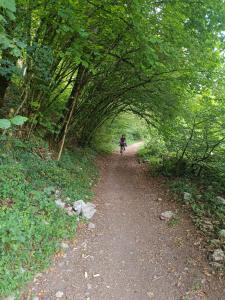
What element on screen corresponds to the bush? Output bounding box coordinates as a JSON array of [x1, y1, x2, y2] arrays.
[[0, 138, 98, 297]]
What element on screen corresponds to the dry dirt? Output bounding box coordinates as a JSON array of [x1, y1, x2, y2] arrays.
[[22, 143, 225, 300]]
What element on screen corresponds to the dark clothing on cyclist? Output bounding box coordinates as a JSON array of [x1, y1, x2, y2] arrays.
[[120, 137, 126, 146]]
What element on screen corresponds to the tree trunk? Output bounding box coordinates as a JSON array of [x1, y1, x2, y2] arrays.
[[0, 75, 10, 108], [56, 64, 86, 141]]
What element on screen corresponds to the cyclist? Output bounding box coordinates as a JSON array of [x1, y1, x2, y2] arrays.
[[119, 135, 127, 154]]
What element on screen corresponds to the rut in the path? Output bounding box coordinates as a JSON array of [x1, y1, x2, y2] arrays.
[[23, 143, 224, 300]]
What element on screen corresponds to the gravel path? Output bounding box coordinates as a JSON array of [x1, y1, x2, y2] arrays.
[[23, 143, 224, 300]]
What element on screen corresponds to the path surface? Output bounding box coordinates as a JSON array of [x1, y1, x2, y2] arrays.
[[23, 143, 224, 300]]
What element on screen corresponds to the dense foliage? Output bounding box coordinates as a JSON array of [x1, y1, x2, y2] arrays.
[[1, 0, 225, 296], [1, 0, 225, 157]]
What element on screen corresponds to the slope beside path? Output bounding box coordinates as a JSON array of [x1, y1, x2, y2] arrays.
[[22, 143, 224, 300]]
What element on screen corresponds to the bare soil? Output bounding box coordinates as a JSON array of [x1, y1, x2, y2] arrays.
[[22, 143, 225, 300]]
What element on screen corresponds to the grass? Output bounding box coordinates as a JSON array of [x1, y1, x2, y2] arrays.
[[0, 138, 98, 298]]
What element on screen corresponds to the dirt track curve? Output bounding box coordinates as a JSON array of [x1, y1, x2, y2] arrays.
[[23, 143, 225, 300]]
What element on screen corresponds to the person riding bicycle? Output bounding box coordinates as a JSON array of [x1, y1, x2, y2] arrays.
[[119, 135, 127, 153]]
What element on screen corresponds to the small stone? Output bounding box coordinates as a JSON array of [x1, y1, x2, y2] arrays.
[[55, 189, 61, 198], [212, 249, 225, 262], [196, 194, 202, 200], [147, 291, 154, 298], [20, 267, 26, 273], [87, 283, 92, 290], [216, 196, 225, 205], [219, 230, 225, 238], [160, 211, 175, 221], [88, 223, 96, 230], [32, 297, 40, 300], [183, 192, 191, 202], [55, 199, 65, 209], [210, 262, 223, 269], [61, 242, 69, 250], [157, 197, 162, 201], [82, 203, 96, 219], [55, 291, 64, 298]]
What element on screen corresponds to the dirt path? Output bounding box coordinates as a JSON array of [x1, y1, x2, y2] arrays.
[[23, 143, 224, 300]]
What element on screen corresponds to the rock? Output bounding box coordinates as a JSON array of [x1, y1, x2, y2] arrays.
[[183, 192, 192, 202], [32, 297, 40, 300], [55, 189, 61, 198], [87, 283, 92, 290], [19, 267, 26, 273], [55, 199, 65, 209], [196, 194, 202, 200], [216, 196, 225, 205], [55, 291, 64, 298], [82, 203, 96, 219], [61, 242, 69, 249], [157, 197, 162, 201], [88, 223, 96, 230], [210, 262, 224, 269], [212, 249, 225, 262], [73, 200, 86, 215], [219, 229, 225, 238], [160, 211, 175, 221], [73, 200, 96, 219]]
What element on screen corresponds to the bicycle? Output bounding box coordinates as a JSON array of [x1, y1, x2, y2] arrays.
[[119, 143, 126, 155]]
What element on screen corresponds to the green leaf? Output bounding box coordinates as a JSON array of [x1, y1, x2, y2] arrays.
[[0, 0, 16, 12], [0, 119, 11, 129], [10, 115, 28, 126]]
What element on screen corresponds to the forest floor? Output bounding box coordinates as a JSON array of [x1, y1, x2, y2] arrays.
[[22, 143, 225, 300]]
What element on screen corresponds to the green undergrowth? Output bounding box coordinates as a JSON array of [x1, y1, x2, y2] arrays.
[[138, 144, 225, 247], [170, 178, 225, 234], [0, 138, 98, 298]]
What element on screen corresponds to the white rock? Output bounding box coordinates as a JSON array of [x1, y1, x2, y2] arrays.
[[20, 267, 26, 273], [61, 242, 69, 249], [32, 297, 40, 300], [212, 249, 225, 262], [73, 200, 86, 215], [88, 223, 96, 230], [55, 291, 64, 298], [82, 203, 96, 219], [210, 262, 223, 269], [55, 189, 61, 198], [216, 196, 225, 205], [219, 230, 225, 238], [55, 199, 65, 209], [160, 211, 175, 221], [183, 192, 192, 202], [73, 200, 96, 219], [87, 283, 92, 290]]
